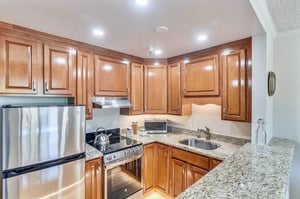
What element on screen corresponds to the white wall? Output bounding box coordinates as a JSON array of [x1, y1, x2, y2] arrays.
[[251, 34, 267, 142], [87, 104, 251, 139], [273, 29, 300, 199]]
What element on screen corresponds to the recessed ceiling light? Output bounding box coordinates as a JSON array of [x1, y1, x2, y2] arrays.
[[155, 26, 169, 33], [136, 0, 148, 6], [154, 49, 162, 55], [197, 34, 207, 41], [121, 60, 129, 64], [183, 59, 190, 64], [93, 29, 104, 36], [154, 62, 160, 66]]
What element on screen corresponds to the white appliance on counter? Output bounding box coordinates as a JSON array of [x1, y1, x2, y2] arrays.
[[1, 104, 86, 199]]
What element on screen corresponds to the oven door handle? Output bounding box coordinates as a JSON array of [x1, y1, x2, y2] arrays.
[[104, 153, 143, 170]]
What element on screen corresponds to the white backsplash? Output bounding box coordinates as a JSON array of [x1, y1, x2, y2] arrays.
[[87, 104, 251, 139]]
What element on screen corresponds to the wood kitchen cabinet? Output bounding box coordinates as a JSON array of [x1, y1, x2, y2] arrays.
[[86, 158, 103, 199], [94, 55, 129, 96], [144, 64, 167, 114], [76, 50, 94, 119], [210, 158, 222, 170], [44, 42, 76, 96], [143, 144, 155, 193], [221, 48, 249, 122], [182, 54, 219, 96], [130, 62, 144, 114], [169, 147, 209, 197], [155, 143, 169, 194], [0, 34, 42, 94], [167, 62, 191, 115]]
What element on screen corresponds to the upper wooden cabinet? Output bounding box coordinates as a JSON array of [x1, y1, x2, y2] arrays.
[[221, 48, 248, 122], [44, 43, 76, 96], [168, 62, 191, 115], [130, 63, 144, 114], [0, 35, 42, 94], [182, 54, 219, 96], [76, 50, 93, 119], [144, 64, 167, 114], [94, 55, 129, 96]]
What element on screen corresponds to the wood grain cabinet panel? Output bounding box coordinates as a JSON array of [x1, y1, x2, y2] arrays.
[[94, 55, 129, 96], [0, 35, 42, 94], [155, 143, 169, 194], [221, 49, 247, 121], [170, 158, 186, 197], [182, 54, 219, 96], [143, 144, 155, 193], [77, 50, 93, 119], [85, 158, 102, 199], [187, 165, 208, 187], [130, 63, 144, 114], [144, 64, 167, 114], [168, 62, 191, 115], [44, 43, 76, 95]]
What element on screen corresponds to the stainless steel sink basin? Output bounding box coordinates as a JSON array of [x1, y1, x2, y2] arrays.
[[179, 138, 220, 150]]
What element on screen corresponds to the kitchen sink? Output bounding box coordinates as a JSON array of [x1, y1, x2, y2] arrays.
[[179, 138, 220, 150]]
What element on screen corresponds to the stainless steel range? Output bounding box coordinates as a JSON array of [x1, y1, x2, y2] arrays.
[[86, 129, 143, 199]]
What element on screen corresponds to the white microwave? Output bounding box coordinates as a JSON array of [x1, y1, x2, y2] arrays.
[[144, 119, 168, 134]]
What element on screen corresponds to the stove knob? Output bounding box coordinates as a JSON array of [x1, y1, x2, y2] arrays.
[[107, 156, 112, 161]]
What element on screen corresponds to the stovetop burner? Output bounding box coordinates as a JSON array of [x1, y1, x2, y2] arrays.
[[86, 128, 142, 154]]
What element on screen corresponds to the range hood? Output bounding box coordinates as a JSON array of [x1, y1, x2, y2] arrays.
[[92, 97, 131, 109]]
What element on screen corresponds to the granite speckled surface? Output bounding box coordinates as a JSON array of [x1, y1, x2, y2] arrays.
[[176, 137, 296, 199], [129, 133, 241, 160], [85, 132, 242, 161], [85, 143, 102, 161]]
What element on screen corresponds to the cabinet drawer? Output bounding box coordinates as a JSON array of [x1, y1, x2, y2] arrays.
[[171, 147, 209, 170]]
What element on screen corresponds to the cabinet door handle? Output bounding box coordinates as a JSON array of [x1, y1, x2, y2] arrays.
[[223, 108, 227, 116], [45, 82, 49, 92], [32, 81, 36, 92], [182, 167, 185, 174]]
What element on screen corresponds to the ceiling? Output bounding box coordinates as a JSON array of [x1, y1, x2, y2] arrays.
[[266, 0, 300, 32], [0, 0, 264, 58]]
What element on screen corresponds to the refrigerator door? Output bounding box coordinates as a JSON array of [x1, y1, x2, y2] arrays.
[[2, 105, 85, 170], [2, 158, 85, 199]]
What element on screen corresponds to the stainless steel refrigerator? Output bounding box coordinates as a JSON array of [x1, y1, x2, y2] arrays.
[[1, 104, 86, 199]]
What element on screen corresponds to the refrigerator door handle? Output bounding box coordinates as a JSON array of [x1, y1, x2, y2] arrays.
[[3, 153, 85, 179]]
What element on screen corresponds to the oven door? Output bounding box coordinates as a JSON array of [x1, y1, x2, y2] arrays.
[[104, 158, 142, 199]]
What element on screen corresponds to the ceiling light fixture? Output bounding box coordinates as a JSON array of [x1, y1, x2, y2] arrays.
[[136, 0, 148, 6], [93, 29, 104, 36], [197, 34, 207, 41], [154, 62, 160, 66], [154, 49, 162, 55], [155, 26, 169, 34]]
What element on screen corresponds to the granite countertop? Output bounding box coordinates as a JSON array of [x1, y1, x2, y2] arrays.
[[84, 132, 243, 161], [176, 137, 296, 199]]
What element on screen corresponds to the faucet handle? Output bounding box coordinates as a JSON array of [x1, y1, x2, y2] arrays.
[[205, 126, 210, 132]]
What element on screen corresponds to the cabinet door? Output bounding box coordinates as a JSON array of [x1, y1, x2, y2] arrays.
[[44, 43, 76, 95], [187, 164, 207, 187], [94, 56, 129, 96], [143, 144, 155, 193], [155, 144, 169, 194], [222, 49, 246, 121], [77, 50, 93, 119], [168, 62, 181, 115], [130, 63, 143, 114], [170, 158, 186, 197], [0, 35, 42, 94], [211, 159, 222, 170], [144, 64, 167, 114], [86, 158, 102, 199], [182, 54, 219, 96]]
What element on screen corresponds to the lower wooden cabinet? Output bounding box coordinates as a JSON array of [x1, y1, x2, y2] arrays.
[[210, 158, 222, 170], [186, 164, 208, 187], [85, 158, 103, 199], [143, 144, 156, 193], [170, 158, 187, 197]]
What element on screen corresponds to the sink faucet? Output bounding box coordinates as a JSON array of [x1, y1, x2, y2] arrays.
[[197, 127, 210, 140]]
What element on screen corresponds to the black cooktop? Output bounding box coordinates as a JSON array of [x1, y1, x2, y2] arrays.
[[86, 128, 142, 154]]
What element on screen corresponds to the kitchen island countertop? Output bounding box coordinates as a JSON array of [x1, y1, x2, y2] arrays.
[[176, 137, 295, 199]]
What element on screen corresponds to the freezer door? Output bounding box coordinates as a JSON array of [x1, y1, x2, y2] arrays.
[[2, 158, 85, 199], [2, 105, 85, 170]]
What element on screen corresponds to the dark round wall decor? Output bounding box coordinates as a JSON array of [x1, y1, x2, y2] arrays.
[[268, 71, 276, 96]]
